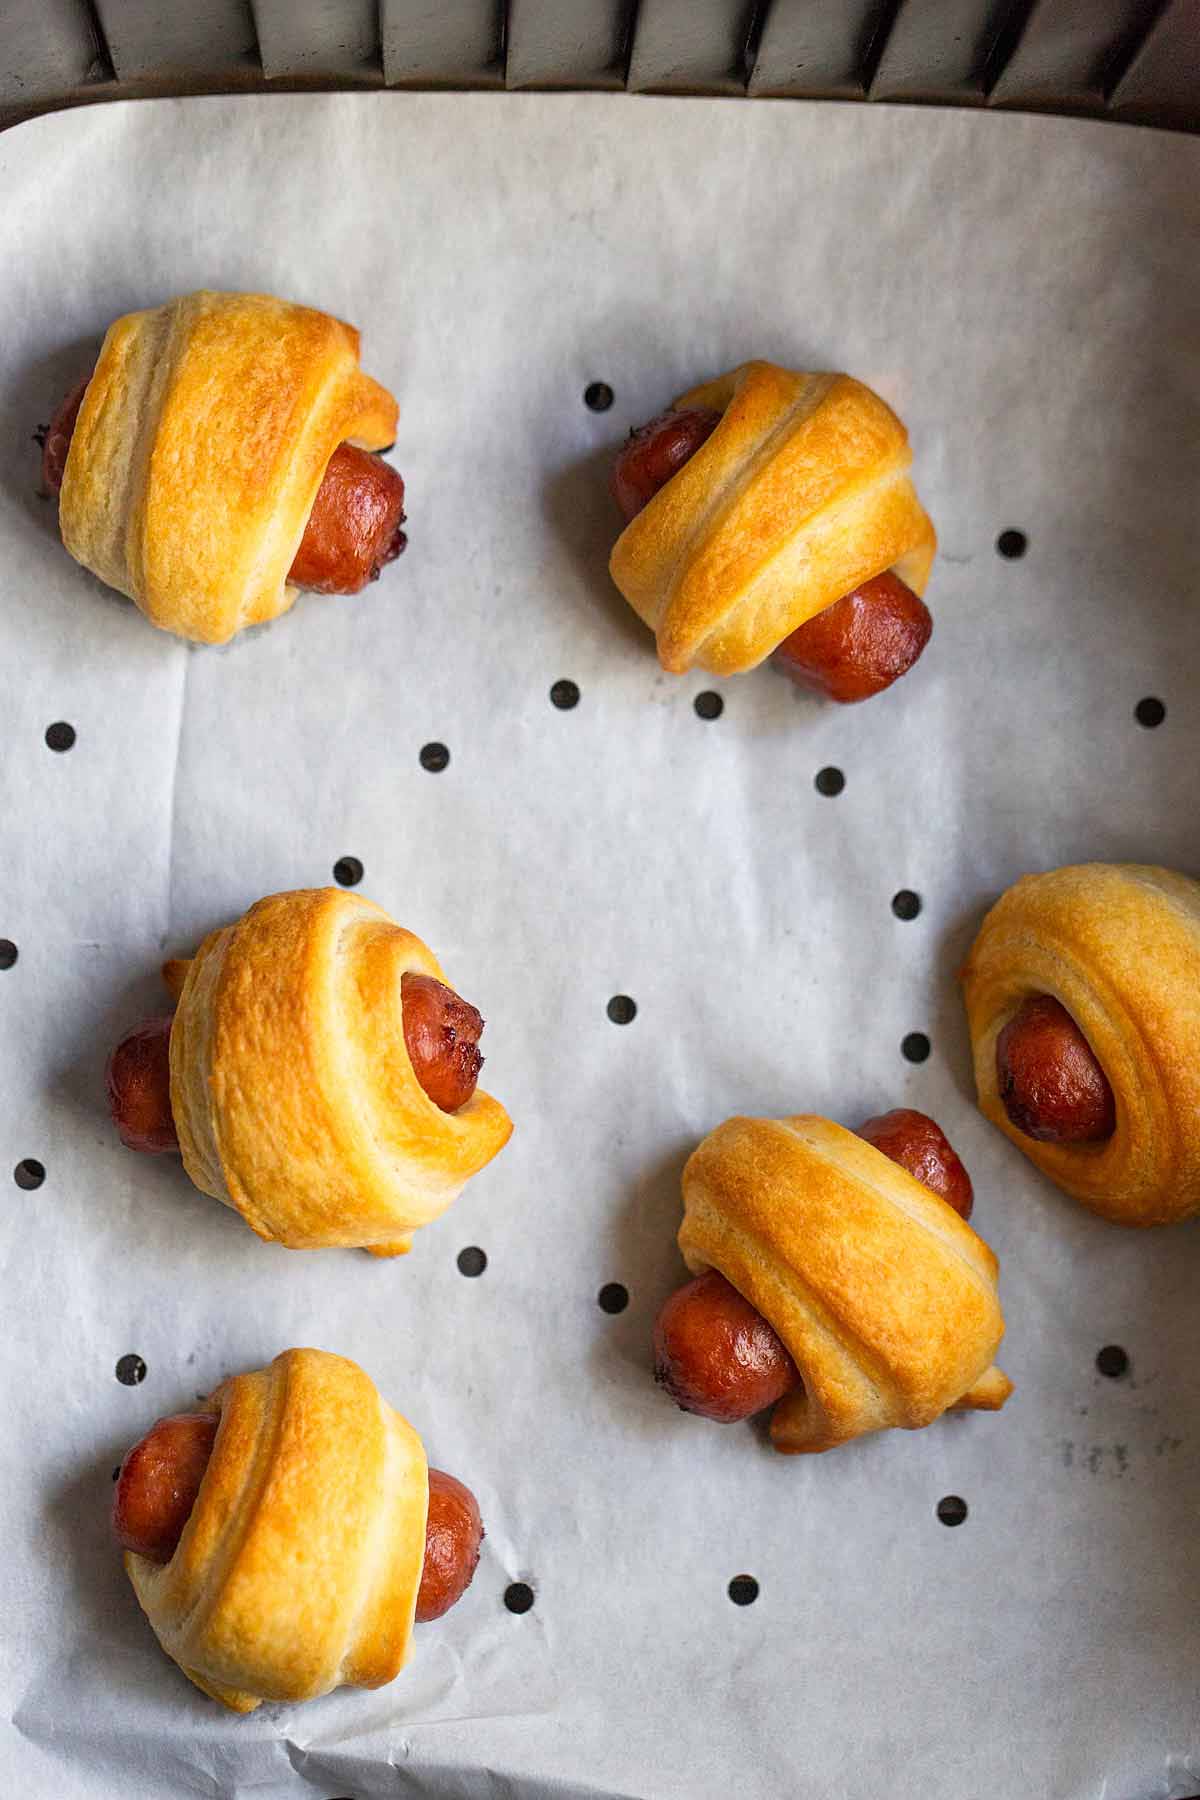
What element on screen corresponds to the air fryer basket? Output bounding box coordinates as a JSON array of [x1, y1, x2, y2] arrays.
[[1, 2, 1196, 135]]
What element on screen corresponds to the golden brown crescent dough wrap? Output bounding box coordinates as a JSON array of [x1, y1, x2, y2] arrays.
[[169, 888, 513, 1254], [125, 1349, 428, 1712], [678, 1114, 1011, 1454], [609, 360, 936, 676], [59, 291, 397, 644]]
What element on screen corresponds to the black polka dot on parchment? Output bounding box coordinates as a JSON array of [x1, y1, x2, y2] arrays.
[[333, 856, 363, 887], [1134, 697, 1165, 729], [584, 382, 614, 413], [694, 691, 724, 720], [892, 890, 921, 921], [550, 679, 580, 710], [457, 1246, 487, 1278], [45, 721, 76, 752], [115, 1354, 147, 1386], [814, 767, 844, 797], [937, 1496, 968, 1527], [14, 1158, 44, 1190], [597, 1283, 629, 1315], [728, 1575, 759, 1606], [607, 995, 637, 1025], [996, 530, 1027, 560], [420, 742, 450, 773], [902, 1032, 931, 1064], [504, 1581, 535, 1614], [1096, 1345, 1129, 1380], [0, 941, 17, 970]]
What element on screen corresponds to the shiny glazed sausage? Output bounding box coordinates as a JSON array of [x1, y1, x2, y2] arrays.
[[42, 374, 405, 596], [401, 972, 485, 1114], [856, 1108, 974, 1220], [40, 378, 89, 495], [652, 1268, 800, 1423], [414, 1469, 486, 1622], [113, 1416, 484, 1619], [112, 1412, 220, 1562], [286, 442, 407, 594], [773, 573, 933, 704], [652, 1108, 977, 1421], [610, 407, 722, 523], [995, 994, 1116, 1144], [106, 1016, 179, 1154]]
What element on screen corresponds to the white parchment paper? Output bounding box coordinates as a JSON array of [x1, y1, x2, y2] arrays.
[[1, 92, 1198, 1800]]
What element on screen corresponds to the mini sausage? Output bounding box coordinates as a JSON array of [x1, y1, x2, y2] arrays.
[[652, 1108, 977, 1421], [106, 1016, 179, 1154], [40, 377, 89, 496], [42, 374, 405, 596], [610, 407, 722, 524], [112, 1412, 220, 1562], [414, 1469, 486, 1622], [286, 442, 407, 595], [113, 1416, 484, 1620], [401, 972, 485, 1114], [856, 1108, 974, 1220], [772, 573, 933, 704], [995, 993, 1115, 1144], [611, 406, 931, 700], [652, 1267, 800, 1423]]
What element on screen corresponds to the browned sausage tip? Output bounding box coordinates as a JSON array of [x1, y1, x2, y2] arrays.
[[401, 972, 485, 1114], [653, 1268, 800, 1423], [414, 1468, 485, 1622], [610, 407, 722, 523], [106, 1016, 179, 1154], [41, 377, 90, 495], [773, 572, 932, 704], [995, 994, 1115, 1144], [286, 442, 407, 594], [856, 1107, 974, 1220], [112, 1411, 220, 1562]]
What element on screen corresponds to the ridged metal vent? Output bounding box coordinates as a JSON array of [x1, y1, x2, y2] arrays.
[[1, 1, 1195, 131]]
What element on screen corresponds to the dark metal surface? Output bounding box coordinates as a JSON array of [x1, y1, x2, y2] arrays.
[[380, 0, 504, 87], [748, 2, 897, 99], [989, 0, 1171, 114], [870, 0, 1036, 104], [255, 0, 381, 80], [0, 0, 102, 106], [1, 0, 1196, 130], [94, 0, 259, 81], [506, 0, 631, 89], [625, 0, 757, 93]]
